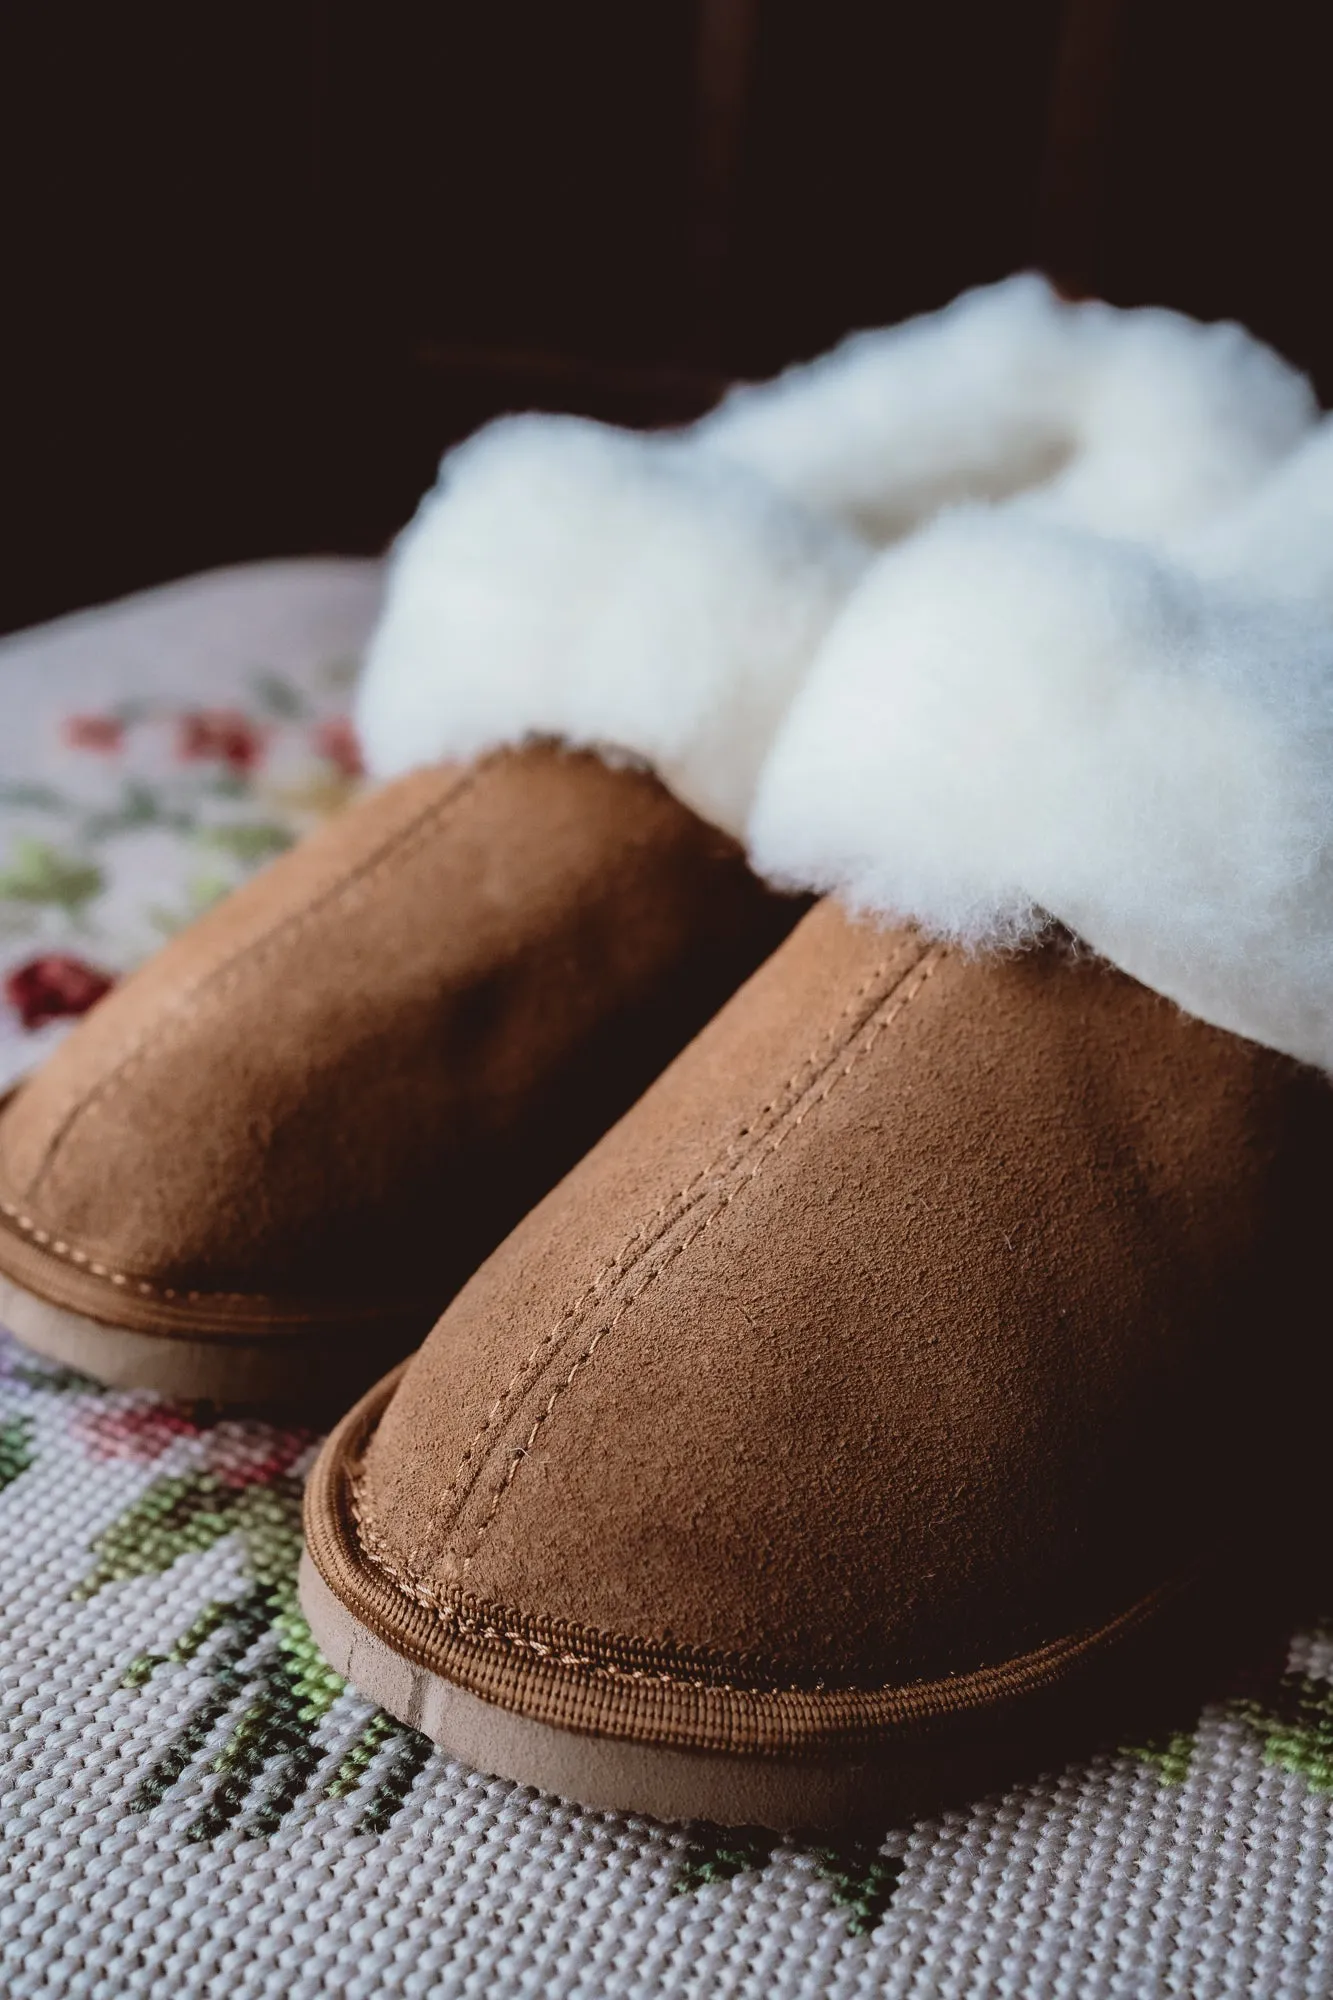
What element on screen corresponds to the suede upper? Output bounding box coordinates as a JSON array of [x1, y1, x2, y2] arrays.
[[0, 746, 796, 1346], [318, 903, 1333, 1749]]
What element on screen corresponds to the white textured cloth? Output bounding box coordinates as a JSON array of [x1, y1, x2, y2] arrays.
[[0, 563, 1331, 1998], [2, 1335, 1333, 2000]]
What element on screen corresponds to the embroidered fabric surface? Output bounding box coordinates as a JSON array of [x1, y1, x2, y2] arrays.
[[2, 564, 1333, 1999], [0, 561, 380, 1091]]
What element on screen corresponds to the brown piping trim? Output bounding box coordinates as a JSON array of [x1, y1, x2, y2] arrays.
[[306, 1367, 1201, 1757], [0, 1200, 437, 1343]]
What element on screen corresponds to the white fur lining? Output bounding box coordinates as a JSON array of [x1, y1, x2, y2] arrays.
[[357, 419, 867, 834], [698, 273, 1313, 544], [354, 275, 1333, 1065], [749, 425, 1333, 1070], [356, 275, 1314, 836]]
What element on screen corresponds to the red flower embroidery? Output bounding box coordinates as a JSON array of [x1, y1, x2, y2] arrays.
[[314, 715, 365, 779], [63, 714, 125, 753], [73, 1401, 313, 1488], [177, 710, 265, 772], [5, 954, 115, 1029], [208, 1426, 314, 1490], [73, 1404, 203, 1462]]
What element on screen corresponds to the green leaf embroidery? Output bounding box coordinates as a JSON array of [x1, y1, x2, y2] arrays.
[[7, 1358, 105, 1396], [195, 822, 295, 866], [805, 1835, 906, 1934], [1125, 1635, 1333, 1795], [0, 780, 66, 812], [1123, 1727, 1197, 1784], [1232, 1672, 1333, 1790], [0, 838, 104, 911], [83, 781, 194, 842], [0, 1415, 34, 1491], [324, 1709, 399, 1797], [73, 1470, 243, 1600], [206, 771, 250, 801], [147, 869, 234, 937], [108, 698, 154, 726], [93, 1466, 431, 1841], [673, 1823, 777, 1896], [671, 1823, 905, 1936], [248, 670, 307, 719], [354, 1730, 434, 1834]]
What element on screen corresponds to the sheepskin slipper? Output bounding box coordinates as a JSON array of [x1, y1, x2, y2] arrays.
[[0, 746, 795, 1402], [301, 295, 1333, 1824], [301, 902, 1333, 1827]]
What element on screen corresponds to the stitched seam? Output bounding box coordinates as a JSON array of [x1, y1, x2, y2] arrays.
[[354, 942, 943, 1590], [19, 763, 486, 1205], [459, 948, 944, 1567], [0, 1201, 438, 1309], [429, 931, 927, 1521], [0, 1202, 250, 1298], [344, 1445, 1177, 1705], [348, 1474, 758, 1691]]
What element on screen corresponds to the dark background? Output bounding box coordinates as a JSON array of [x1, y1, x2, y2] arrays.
[[4, 0, 1330, 637]]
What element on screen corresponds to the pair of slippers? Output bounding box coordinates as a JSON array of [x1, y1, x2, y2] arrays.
[[4, 276, 1333, 1830]]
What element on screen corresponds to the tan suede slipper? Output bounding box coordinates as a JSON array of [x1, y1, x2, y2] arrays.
[[0, 747, 795, 1402], [301, 905, 1332, 1827], [303, 376, 1333, 1825]]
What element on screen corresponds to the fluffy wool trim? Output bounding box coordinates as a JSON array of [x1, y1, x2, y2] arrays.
[[698, 271, 1315, 544], [357, 418, 867, 834], [355, 276, 1314, 836], [748, 419, 1333, 1072]]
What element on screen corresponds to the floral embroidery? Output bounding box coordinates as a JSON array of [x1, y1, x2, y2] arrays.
[[4, 952, 115, 1028], [86, 1463, 432, 1841], [672, 1824, 907, 1933], [71, 1398, 312, 1488], [176, 709, 267, 773], [1, 1355, 434, 1842], [314, 715, 365, 779], [0, 664, 365, 1070], [1126, 1633, 1333, 1794], [63, 714, 126, 753]]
